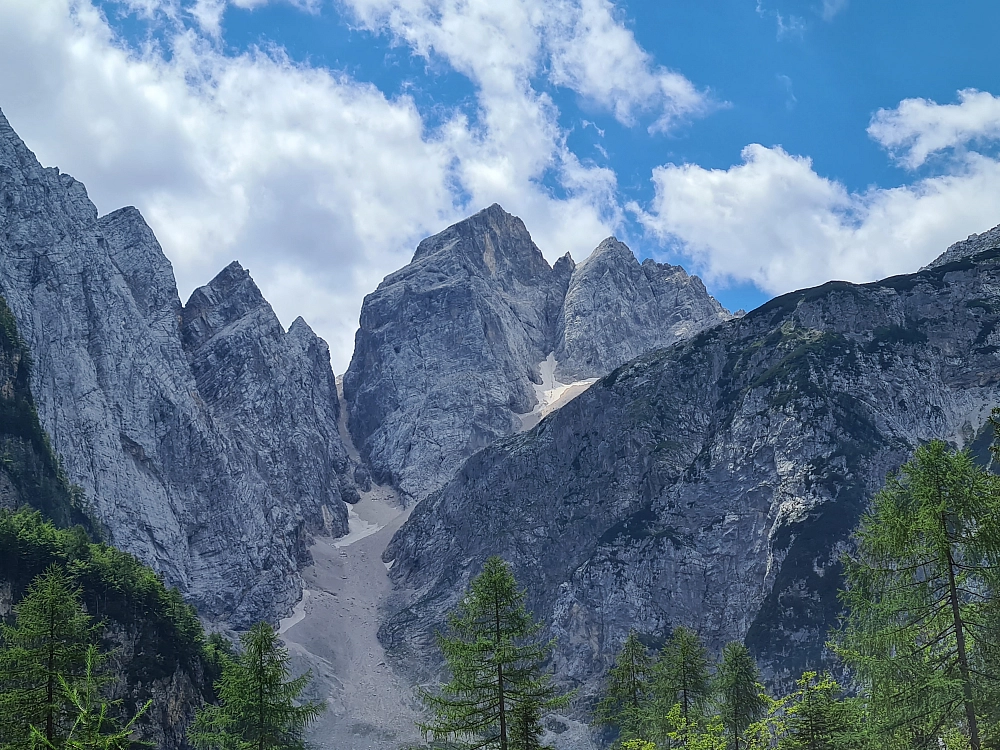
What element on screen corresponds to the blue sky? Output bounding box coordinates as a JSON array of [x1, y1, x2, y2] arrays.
[[2, 0, 1000, 367]]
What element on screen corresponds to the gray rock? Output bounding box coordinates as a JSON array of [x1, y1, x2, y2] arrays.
[[554, 237, 730, 380], [380, 242, 1000, 698], [344, 205, 729, 500], [925, 224, 1000, 269], [0, 108, 354, 625]]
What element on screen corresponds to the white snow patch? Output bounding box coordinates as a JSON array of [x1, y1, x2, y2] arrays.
[[518, 354, 598, 432], [333, 502, 384, 548], [278, 589, 311, 634]]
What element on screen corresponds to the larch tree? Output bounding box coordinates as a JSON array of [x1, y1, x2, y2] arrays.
[[188, 622, 322, 750], [715, 643, 767, 750], [595, 630, 654, 742], [836, 441, 1000, 750], [0, 564, 97, 750], [649, 626, 712, 745], [419, 555, 571, 750]]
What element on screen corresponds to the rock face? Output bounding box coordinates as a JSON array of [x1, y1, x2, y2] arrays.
[[0, 108, 355, 625], [344, 205, 729, 499], [380, 240, 1000, 696], [554, 237, 729, 380]]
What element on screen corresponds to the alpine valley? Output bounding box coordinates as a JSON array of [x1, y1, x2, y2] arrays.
[[2, 105, 1000, 748]]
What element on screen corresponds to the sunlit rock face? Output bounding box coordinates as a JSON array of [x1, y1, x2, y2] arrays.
[[0, 108, 356, 626], [344, 204, 729, 501], [381, 239, 1000, 694]]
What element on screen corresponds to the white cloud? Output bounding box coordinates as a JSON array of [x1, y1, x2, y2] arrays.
[[637, 134, 1000, 296], [775, 11, 806, 39], [869, 89, 1000, 169], [820, 0, 848, 21], [0, 0, 642, 370], [341, 0, 712, 132]]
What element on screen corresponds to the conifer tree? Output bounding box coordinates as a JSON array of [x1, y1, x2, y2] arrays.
[[649, 626, 712, 744], [509, 696, 550, 750], [0, 564, 97, 750], [776, 673, 862, 750], [419, 556, 571, 750], [595, 631, 654, 742], [715, 643, 767, 750], [836, 441, 1000, 750], [28, 645, 151, 750], [188, 622, 322, 750]]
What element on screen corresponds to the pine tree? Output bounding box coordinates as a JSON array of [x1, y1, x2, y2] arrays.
[[595, 631, 654, 742], [836, 441, 1000, 750], [0, 564, 97, 750], [649, 626, 712, 744], [187, 622, 322, 750], [419, 556, 571, 750], [716, 643, 767, 750]]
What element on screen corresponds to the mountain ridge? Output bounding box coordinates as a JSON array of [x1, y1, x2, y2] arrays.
[[379, 238, 1000, 699]]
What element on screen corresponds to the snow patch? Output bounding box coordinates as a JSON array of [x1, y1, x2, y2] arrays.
[[333, 501, 384, 548], [278, 589, 310, 634], [518, 354, 598, 432]]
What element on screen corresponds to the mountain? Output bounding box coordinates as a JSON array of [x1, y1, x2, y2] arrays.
[[379, 240, 1000, 695], [343, 204, 730, 500], [0, 108, 357, 626], [0, 291, 221, 750]]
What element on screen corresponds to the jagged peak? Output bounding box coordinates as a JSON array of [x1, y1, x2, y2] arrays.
[[181, 261, 273, 350], [408, 204, 552, 283], [924, 223, 1000, 270], [588, 236, 635, 261]]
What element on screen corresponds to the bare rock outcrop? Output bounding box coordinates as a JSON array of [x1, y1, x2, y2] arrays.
[[344, 205, 730, 500]]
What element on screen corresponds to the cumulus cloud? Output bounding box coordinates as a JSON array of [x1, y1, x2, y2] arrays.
[[0, 0, 661, 369], [637, 94, 1000, 295], [869, 89, 1000, 169], [341, 0, 713, 132]]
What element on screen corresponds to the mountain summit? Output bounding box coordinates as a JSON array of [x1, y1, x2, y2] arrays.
[[343, 205, 730, 499]]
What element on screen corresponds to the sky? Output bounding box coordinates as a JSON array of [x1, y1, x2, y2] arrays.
[[2, 0, 1000, 371]]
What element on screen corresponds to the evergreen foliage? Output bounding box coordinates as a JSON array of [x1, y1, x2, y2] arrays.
[[649, 627, 713, 744], [595, 631, 654, 742], [0, 565, 98, 749], [836, 441, 1000, 750], [28, 644, 151, 750], [0, 509, 206, 686], [716, 643, 767, 750], [188, 622, 321, 750], [774, 673, 863, 750], [419, 556, 571, 750]]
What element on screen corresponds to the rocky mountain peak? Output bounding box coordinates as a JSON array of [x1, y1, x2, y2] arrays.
[[181, 261, 271, 351], [0, 113, 357, 625], [408, 203, 553, 289], [925, 222, 1000, 269], [585, 236, 635, 264], [345, 207, 730, 499]]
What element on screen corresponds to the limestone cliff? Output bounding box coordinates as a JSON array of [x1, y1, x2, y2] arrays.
[[0, 108, 355, 626], [344, 205, 729, 500]]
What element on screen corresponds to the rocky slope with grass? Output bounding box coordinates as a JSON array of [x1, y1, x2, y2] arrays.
[[380, 237, 1000, 695]]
